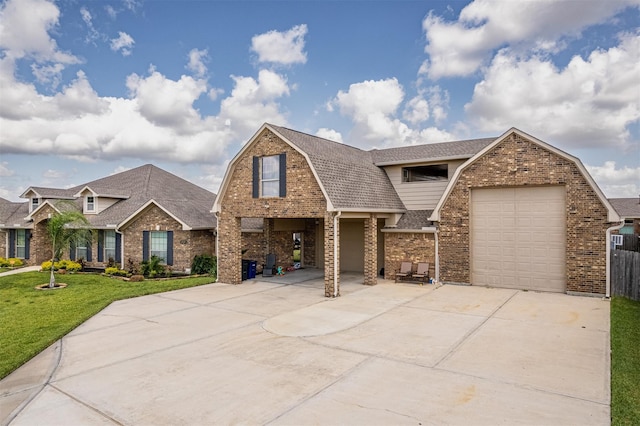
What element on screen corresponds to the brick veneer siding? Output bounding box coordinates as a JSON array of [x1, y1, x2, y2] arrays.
[[0, 231, 6, 261], [122, 205, 212, 273], [364, 215, 378, 285], [218, 128, 328, 286], [384, 232, 436, 280], [438, 133, 611, 294]]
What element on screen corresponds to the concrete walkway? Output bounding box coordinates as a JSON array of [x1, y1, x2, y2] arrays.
[[1, 275, 610, 425], [0, 266, 40, 277]]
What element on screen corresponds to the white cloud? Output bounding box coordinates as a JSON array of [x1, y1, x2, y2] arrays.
[[187, 48, 209, 78], [110, 31, 134, 56], [80, 7, 101, 45], [126, 67, 208, 130], [421, 0, 637, 79], [251, 24, 308, 65], [0, 162, 14, 177], [465, 32, 640, 149], [219, 69, 291, 137], [403, 95, 430, 124], [315, 128, 343, 143], [105, 5, 117, 19], [586, 161, 640, 198]]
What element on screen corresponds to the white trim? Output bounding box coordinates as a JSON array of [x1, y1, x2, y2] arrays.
[[118, 199, 192, 231], [25, 200, 62, 221], [429, 128, 621, 223], [381, 227, 437, 233], [374, 154, 475, 167]]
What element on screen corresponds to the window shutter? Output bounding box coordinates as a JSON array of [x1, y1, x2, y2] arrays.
[[115, 233, 122, 262], [24, 230, 31, 259], [279, 153, 286, 197], [86, 239, 92, 262], [252, 156, 260, 198], [70, 240, 76, 261], [97, 230, 104, 262], [166, 231, 174, 265], [8, 229, 15, 258], [142, 231, 149, 261]]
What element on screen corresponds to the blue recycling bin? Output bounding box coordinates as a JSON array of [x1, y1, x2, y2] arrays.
[[248, 261, 257, 279]]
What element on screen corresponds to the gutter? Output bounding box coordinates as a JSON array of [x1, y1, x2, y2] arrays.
[[334, 211, 342, 297], [435, 228, 440, 283], [605, 220, 625, 298]]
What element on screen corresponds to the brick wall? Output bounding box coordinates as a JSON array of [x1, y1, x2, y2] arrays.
[[122, 204, 213, 273], [218, 128, 328, 285], [438, 132, 611, 294], [384, 232, 436, 280]]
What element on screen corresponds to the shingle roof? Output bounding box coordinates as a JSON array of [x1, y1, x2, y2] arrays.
[[270, 125, 406, 211], [370, 138, 496, 165], [392, 210, 435, 230], [0, 198, 30, 227], [609, 198, 640, 218], [83, 165, 217, 229], [5, 165, 216, 230]]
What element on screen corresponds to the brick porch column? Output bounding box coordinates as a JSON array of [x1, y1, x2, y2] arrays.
[[364, 214, 377, 285], [324, 211, 340, 297], [218, 213, 242, 284]]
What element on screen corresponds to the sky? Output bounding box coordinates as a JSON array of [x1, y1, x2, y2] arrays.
[[0, 0, 639, 202]]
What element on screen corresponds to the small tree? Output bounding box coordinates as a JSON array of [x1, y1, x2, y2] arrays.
[[46, 202, 92, 288]]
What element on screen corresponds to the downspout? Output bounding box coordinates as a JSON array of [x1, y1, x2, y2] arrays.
[[214, 212, 220, 283], [605, 220, 625, 298], [334, 211, 342, 297], [434, 227, 439, 283]]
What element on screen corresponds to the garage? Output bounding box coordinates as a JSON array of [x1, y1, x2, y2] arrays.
[[470, 186, 566, 292]]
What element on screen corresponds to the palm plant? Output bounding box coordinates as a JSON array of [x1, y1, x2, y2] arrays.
[[46, 202, 92, 288]]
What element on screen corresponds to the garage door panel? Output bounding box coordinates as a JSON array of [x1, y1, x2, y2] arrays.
[[471, 186, 566, 292]]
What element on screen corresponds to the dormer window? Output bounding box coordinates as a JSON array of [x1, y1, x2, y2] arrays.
[[31, 197, 39, 212], [86, 196, 95, 212]]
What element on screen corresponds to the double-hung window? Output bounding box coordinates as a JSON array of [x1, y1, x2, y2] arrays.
[[31, 198, 39, 212], [86, 196, 95, 212], [261, 155, 280, 197], [252, 153, 286, 198], [16, 229, 26, 258], [104, 230, 116, 260], [76, 241, 89, 260], [150, 231, 168, 263]]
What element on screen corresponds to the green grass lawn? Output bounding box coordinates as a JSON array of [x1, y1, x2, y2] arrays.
[[611, 297, 640, 426], [0, 272, 214, 379]]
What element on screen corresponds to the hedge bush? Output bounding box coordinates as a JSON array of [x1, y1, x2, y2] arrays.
[[40, 260, 82, 272], [0, 258, 24, 267]]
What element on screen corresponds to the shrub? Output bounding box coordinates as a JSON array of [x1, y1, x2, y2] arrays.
[[40, 259, 82, 272], [105, 267, 128, 277], [129, 274, 145, 282], [1, 258, 24, 267], [140, 255, 165, 278], [192, 254, 216, 275]]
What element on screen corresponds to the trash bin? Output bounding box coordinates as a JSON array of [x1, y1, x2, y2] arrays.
[[248, 261, 257, 279], [241, 260, 249, 281]]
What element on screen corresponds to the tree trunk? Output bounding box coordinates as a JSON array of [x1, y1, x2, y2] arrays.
[[49, 236, 56, 288]]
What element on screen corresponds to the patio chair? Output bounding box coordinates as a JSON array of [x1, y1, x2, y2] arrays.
[[263, 253, 276, 277], [394, 261, 412, 283], [412, 262, 430, 285]]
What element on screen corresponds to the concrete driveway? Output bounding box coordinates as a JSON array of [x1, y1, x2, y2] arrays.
[[1, 273, 610, 425]]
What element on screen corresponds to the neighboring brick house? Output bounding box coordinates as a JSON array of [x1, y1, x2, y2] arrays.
[[609, 198, 640, 235], [213, 123, 621, 297], [0, 164, 216, 273]]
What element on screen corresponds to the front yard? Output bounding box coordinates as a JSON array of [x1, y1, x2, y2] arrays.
[[0, 271, 214, 379], [611, 297, 640, 426]]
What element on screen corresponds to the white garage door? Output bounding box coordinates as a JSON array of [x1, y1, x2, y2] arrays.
[[471, 186, 566, 292]]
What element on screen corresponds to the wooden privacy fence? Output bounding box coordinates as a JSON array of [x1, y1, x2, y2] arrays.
[[611, 249, 640, 301]]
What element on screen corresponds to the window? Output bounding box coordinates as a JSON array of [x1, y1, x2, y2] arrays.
[[252, 154, 286, 198], [86, 196, 95, 212], [31, 198, 39, 212], [104, 230, 116, 261], [76, 241, 89, 260], [261, 155, 280, 197], [16, 229, 26, 258], [150, 231, 168, 262], [402, 164, 448, 182]]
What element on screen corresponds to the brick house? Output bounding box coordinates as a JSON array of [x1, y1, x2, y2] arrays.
[[0, 164, 216, 273], [213, 123, 621, 297], [608, 198, 640, 236]]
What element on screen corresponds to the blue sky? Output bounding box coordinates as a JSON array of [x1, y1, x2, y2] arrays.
[[1, 0, 639, 202]]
